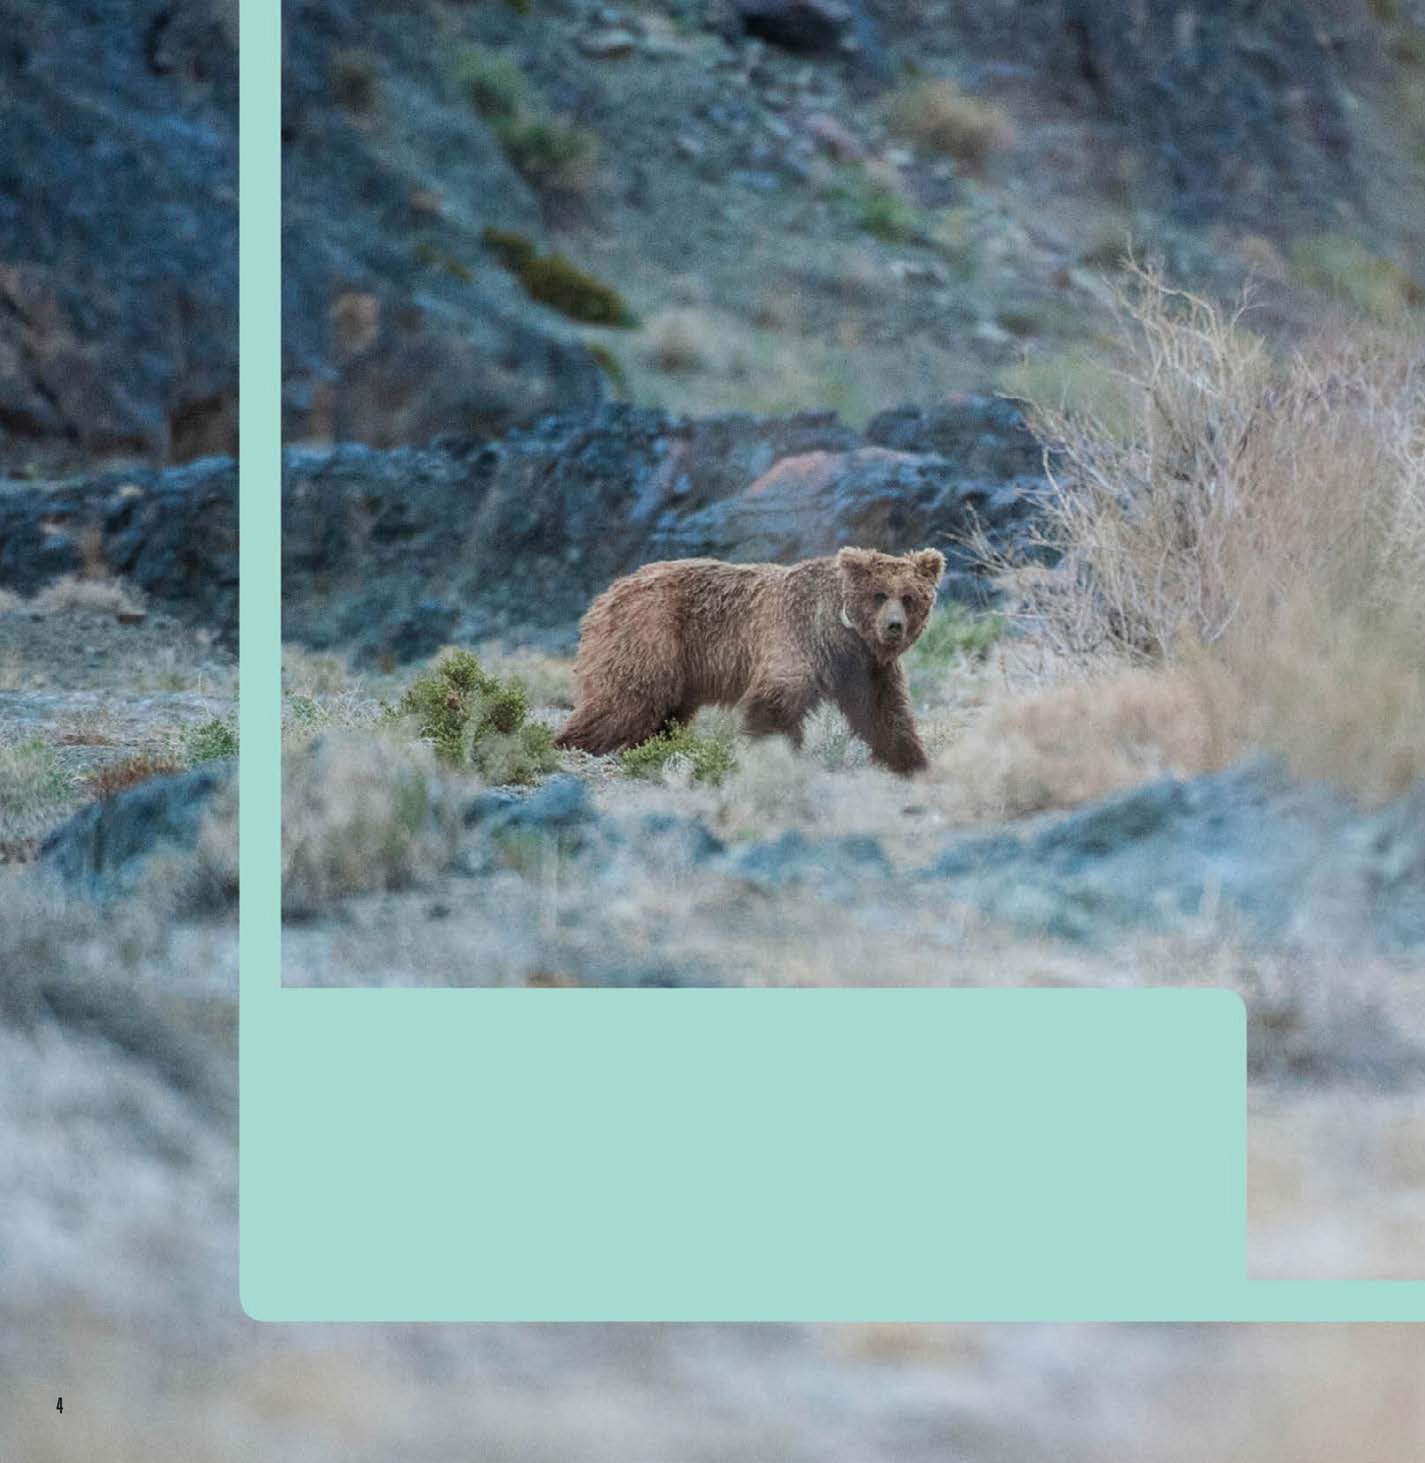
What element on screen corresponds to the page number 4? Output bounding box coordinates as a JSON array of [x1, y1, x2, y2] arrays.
[[56, 1397, 63, 1414]]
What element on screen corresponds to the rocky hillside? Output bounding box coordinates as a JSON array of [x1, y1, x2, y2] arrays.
[[4, 0, 1422, 473]]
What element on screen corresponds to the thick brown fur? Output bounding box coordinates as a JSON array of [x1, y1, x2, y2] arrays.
[[553, 547, 946, 775]]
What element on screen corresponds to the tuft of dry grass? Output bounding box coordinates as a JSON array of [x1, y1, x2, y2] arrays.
[[281, 733, 466, 918], [281, 645, 356, 697], [0, 737, 74, 843], [999, 260, 1425, 803], [29, 575, 145, 618], [643, 307, 716, 374], [928, 665, 1239, 821], [887, 78, 1016, 170], [478, 646, 575, 709]]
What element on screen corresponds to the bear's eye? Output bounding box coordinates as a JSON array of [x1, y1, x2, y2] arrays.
[[873, 591, 888, 605]]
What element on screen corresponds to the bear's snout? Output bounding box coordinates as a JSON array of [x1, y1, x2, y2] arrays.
[[879, 602, 907, 640]]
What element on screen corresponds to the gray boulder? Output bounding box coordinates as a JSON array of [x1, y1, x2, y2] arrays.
[[39, 762, 234, 904], [922, 756, 1425, 954]]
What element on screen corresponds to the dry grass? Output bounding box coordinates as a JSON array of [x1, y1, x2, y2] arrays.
[[281, 733, 467, 918], [281, 644, 356, 697], [28, 574, 145, 618], [477, 645, 576, 709], [927, 665, 1239, 821], [0, 736, 74, 843], [887, 78, 1016, 171], [1000, 260, 1425, 803], [643, 307, 716, 374]]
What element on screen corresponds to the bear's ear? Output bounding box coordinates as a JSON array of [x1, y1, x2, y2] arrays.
[[836, 547, 875, 576], [910, 548, 946, 585]]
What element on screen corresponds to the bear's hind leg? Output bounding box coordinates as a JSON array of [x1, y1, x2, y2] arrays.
[[553, 698, 675, 755], [737, 680, 816, 751]]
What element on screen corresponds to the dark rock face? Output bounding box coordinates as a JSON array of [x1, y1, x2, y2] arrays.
[[0, 0, 604, 471], [40, 762, 233, 903], [0, 0, 239, 467], [0, 457, 238, 639], [281, 401, 1047, 660], [929, 0, 1365, 232], [922, 757, 1425, 954]]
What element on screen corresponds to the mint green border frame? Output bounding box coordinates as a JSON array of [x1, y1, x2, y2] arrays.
[[238, 0, 1425, 1319]]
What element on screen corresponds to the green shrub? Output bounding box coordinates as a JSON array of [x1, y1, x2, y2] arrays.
[[492, 113, 598, 200], [620, 723, 737, 785], [481, 228, 636, 326], [392, 647, 557, 785], [519, 254, 634, 325], [480, 226, 538, 272], [452, 47, 527, 120], [183, 716, 239, 765]]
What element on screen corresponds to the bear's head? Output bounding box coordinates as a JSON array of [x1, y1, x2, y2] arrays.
[[836, 547, 945, 659]]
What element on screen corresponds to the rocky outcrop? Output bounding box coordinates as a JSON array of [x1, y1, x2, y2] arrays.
[[0, 457, 238, 638], [280, 398, 1047, 662], [1, 398, 1045, 655]]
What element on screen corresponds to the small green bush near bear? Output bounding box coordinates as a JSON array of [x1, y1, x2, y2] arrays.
[[481, 228, 636, 326], [183, 716, 240, 765], [907, 604, 1007, 667], [620, 724, 737, 786], [393, 647, 557, 785]]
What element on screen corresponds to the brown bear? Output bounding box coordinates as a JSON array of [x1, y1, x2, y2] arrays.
[[553, 546, 946, 775]]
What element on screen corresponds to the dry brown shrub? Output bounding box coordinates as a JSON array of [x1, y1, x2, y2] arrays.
[[86, 753, 186, 800], [1000, 260, 1425, 803], [30, 574, 145, 618], [888, 79, 1016, 170]]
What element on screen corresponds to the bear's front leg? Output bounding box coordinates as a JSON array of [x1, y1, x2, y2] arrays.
[[836, 664, 929, 775]]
